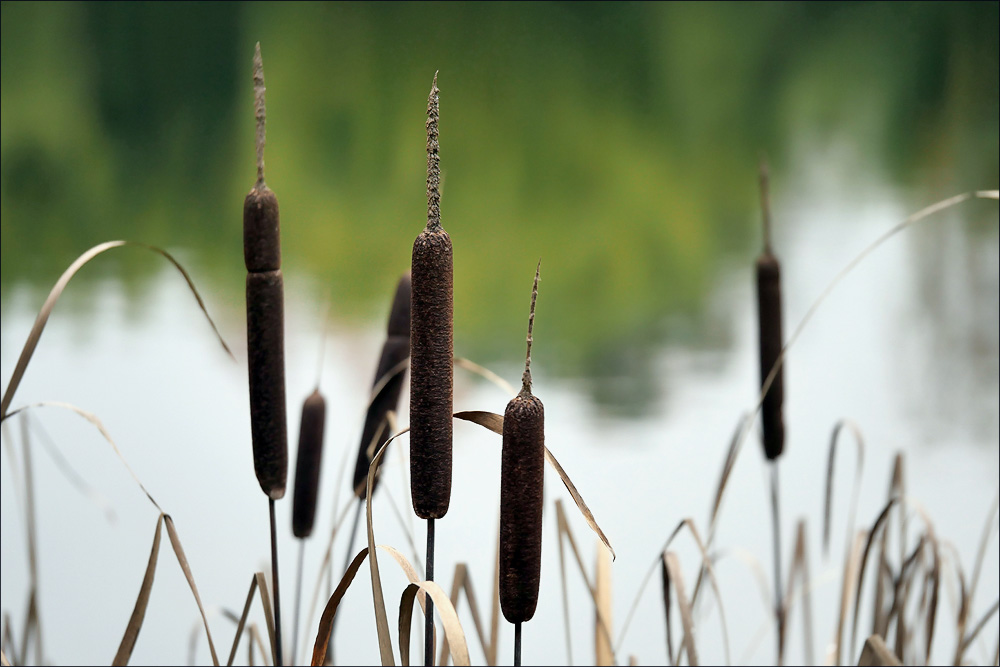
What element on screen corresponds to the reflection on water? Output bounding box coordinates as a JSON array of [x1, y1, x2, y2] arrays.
[[2, 2, 997, 417]]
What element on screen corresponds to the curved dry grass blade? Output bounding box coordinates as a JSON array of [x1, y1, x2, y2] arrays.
[[254, 572, 278, 666], [782, 521, 814, 666], [366, 429, 412, 666], [596, 542, 614, 666], [398, 581, 470, 667], [453, 358, 516, 397], [661, 555, 674, 665], [0, 240, 233, 420], [113, 514, 165, 665], [5, 402, 162, 512], [664, 552, 698, 666], [454, 411, 615, 560], [959, 599, 1000, 655], [836, 531, 868, 666], [164, 516, 219, 666], [969, 492, 999, 615], [227, 575, 259, 667], [709, 414, 749, 529], [924, 542, 941, 663], [311, 548, 370, 666], [437, 564, 492, 666], [858, 634, 901, 666], [849, 500, 901, 662], [0, 649, 8, 667], [823, 420, 865, 557], [556, 503, 575, 666], [30, 416, 117, 523]]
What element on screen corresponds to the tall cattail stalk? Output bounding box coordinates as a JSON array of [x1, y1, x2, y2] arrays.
[[500, 262, 545, 666], [756, 159, 786, 665], [290, 388, 326, 664], [244, 42, 287, 666], [409, 72, 453, 667]]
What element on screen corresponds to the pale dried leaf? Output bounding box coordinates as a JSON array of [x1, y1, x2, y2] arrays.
[[398, 581, 470, 667], [113, 514, 165, 665]]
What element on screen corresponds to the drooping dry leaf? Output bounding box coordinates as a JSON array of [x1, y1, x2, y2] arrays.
[[454, 411, 615, 560], [437, 563, 493, 666], [783, 520, 814, 666], [857, 634, 901, 666], [398, 581, 470, 667], [663, 552, 697, 666], [162, 515, 219, 665], [835, 531, 868, 666], [227, 575, 259, 667], [823, 420, 865, 558], [595, 542, 614, 666], [113, 514, 165, 665], [0, 240, 233, 421], [311, 548, 370, 666]]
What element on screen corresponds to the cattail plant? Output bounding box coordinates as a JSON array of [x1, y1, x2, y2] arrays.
[[290, 388, 326, 664], [409, 72, 453, 666], [500, 262, 545, 667], [756, 159, 786, 665], [244, 42, 287, 666], [342, 272, 411, 573]]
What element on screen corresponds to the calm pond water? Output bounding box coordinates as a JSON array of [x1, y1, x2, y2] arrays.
[[2, 3, 997, 665]]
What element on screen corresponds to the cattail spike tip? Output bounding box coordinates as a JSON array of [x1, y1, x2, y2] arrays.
[[253, 42, 267, 187], [521, 261, 541, 395], [426, 73, 441, 232]]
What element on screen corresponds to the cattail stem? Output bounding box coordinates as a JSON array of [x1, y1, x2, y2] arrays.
[[425, 517, 436, 667], [270, 497, 284, 667], [292, 540, 305, 666], [770, 462, 784, 666], [514, 622, 522, 667]]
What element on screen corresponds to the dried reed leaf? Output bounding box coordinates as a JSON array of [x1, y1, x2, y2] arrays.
[[857, 634, 901, 666], [164, 516, 219, 666], [0, 650, 7, 667], [969, 492, 1000, 615], [437, 563, 493, 666], [254, 572, 278, 665], [959, 599, 1000, 655], [398, 581, 470, 667], [454, 410, 615, 560], [709, 414, 749, 530], [595, 542, 614, 666], [835, 531, 868, 666], [556, 503, 575, 666], [311, 548, 370, 666], [849, 500, 900, 662], [823, 420, 865, 557], [453, 357, 516, 396], [661, 556, 673, 665], [113, 514, 164, 665], [227, 575, 259, 667], [663, 552, 698, 666], [5, 402, 162, 512], [784, 520, 815, 666], [553, 500, 611, 652], [0, 240, 233, 421], [1, 614, 14, 667]]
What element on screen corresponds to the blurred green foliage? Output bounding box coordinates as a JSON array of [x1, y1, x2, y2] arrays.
[[2, 2, 997, 413]]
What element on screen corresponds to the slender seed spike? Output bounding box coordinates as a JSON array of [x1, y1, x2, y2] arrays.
[[500, 266, 545, 625], [253, 42, 267, 187], [426, 72, 441, 232], [410, 73, 453, 520], [521, 260, 541, 396]]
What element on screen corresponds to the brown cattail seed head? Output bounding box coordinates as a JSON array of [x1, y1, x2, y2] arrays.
[[756, 251, 784, 460], [244, 186, 281, 272], [409, 73, 453, 520], [247, 269, 288, 498], [409, 229, 453, 518], [499, 262, 544, 624], [292, 390, 327, 538], [500, 393, 545, 623], [353, 272, 411, 499]]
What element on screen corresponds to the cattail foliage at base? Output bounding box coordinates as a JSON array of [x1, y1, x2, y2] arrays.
[[500, 263, 545, 624], [244, 42, 288, 498], [352, 272, 411, 499], [756, 161, 785, 460], [292, 389, 326, 538], [410, 73, 454, 520]]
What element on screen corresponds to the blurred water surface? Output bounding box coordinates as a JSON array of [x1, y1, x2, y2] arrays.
[[1, 3, 997, 666]]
